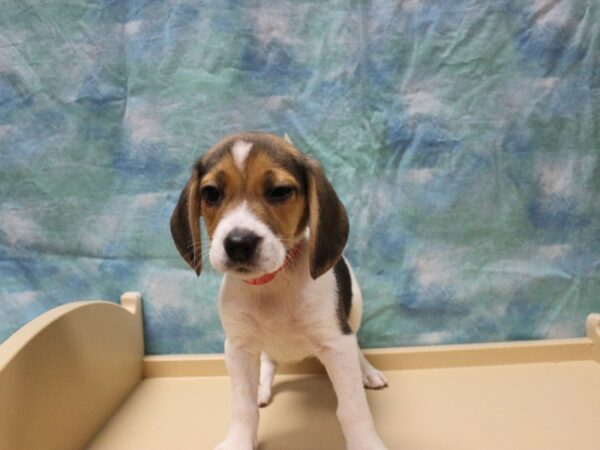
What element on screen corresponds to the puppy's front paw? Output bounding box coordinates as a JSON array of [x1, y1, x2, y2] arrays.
[[362, 367, 388, 389], [348, 444, 388, 450], [213, 437, 255, 450], [348, 437, 388, 450]]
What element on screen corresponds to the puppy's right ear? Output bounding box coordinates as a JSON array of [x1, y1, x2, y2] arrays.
[[306, 157, 349, 279], [170, 168, 202, 276]]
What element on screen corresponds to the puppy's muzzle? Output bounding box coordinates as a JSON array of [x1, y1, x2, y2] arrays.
[[224, 228, 262, 263]]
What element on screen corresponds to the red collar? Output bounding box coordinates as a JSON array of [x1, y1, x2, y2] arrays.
[[243, 241, 304, 286]]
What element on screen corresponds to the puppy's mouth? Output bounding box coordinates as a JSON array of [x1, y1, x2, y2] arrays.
[[231, 265, 252, 274], [225, 262, 261, 276], [224, 258, 284, 279]]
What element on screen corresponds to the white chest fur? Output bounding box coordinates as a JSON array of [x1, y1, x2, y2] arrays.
[[218, 258, 351, 362]]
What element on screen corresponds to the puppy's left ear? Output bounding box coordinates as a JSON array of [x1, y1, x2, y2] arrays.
[[170, 168, 202, 276], [306, 158, 349, 279]]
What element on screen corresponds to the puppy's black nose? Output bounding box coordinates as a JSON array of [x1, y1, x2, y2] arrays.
[[224, 229, 262, 263]]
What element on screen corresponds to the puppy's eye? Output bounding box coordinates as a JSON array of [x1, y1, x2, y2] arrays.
[[265, 185, 295, 203], [201, 186, 222, 205]]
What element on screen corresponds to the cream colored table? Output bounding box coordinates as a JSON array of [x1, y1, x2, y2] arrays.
[[1, 292, 599, 450]]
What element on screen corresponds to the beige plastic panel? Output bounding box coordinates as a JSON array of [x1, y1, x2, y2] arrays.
[[143, 336, 598, 377], [587, 313, 600, 362], [90, 361, 600, 450], [0, 292, 144, 450], [2, 292, 599, 450], [92, 313, 600, 450]]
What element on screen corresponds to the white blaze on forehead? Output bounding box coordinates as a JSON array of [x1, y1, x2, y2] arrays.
[[231, 140, 253, 172]]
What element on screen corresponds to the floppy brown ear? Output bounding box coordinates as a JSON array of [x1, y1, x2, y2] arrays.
[[170, 173, 202, 276], [306, 158, 349, 279]]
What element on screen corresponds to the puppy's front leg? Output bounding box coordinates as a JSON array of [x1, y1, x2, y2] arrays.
[[214, 339, 260, 450], [317, 335, 388, 450]]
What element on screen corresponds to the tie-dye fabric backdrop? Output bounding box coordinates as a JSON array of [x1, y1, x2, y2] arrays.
[[1, 1, 599, 354]]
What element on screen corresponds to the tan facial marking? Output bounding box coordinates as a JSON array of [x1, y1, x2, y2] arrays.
[[244, 151, 307, 246], [199, 147, 307, 251], [199, 155, 244, 238]]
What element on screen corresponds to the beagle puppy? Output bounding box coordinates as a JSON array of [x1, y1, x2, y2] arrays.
[[170, 132, 388, 450]]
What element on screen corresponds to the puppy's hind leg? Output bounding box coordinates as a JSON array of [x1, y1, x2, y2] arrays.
[[359, 351, 388, 389], [258, 352, 278, 407]]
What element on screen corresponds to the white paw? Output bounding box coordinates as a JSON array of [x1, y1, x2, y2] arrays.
[[348, 437, 388, 450], [213, 439, 254, 450], [257, 385, 272, 407], [363, 368, 388, 389]]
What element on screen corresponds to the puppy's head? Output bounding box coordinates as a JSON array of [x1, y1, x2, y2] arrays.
[[170, 132, 348, 280]]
